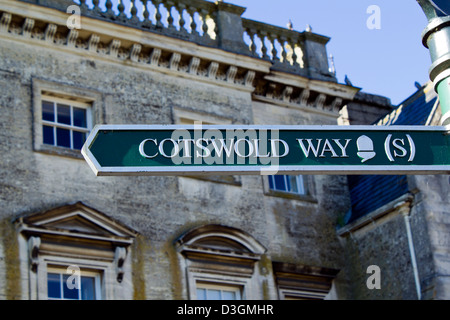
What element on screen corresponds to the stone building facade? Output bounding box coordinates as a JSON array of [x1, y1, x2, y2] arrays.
[[0, 0, 448, 300], [339, 83, 450, 300]]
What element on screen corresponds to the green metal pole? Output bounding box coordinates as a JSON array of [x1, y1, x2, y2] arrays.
[[417, 1, 450, 126]]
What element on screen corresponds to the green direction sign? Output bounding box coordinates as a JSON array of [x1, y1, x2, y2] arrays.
[[81, 125, 450, 176]]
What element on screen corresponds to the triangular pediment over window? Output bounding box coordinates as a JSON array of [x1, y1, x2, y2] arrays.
[[17, 202, 138, 246]]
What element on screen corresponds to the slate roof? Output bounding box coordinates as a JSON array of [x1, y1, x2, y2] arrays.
[[345, 84, 439, 225]]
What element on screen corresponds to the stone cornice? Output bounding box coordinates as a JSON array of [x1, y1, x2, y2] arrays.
[[1, 1, 359, 116], [0, 1, 264, 92]]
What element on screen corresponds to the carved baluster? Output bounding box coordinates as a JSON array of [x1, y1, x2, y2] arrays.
[[212, 11, 218, 39], [199, 8, 209, 38], [289, 38, 299, 67], [296, 40, 306, 69], [152, 0, 163, 28], [269, 34, 279, 61], [130, 0, 138, 18], [92, 0, 101, 14], [164, 1, 175, 30], [245, 28, 256, 56], [176, 2, 187, 34], [284, 37, 295, 66], [104, 0, 114, 17], [79, 0, 88, 11], [117, 0, 127, 21], [130, 0, 139, 23], [142, 0, 152, 27], [279, 36, 288, 64], [187, 6, 198, 35], [260, 32, 269, 59]]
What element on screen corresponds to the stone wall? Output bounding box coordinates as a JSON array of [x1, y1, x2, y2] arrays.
[[0, 1, 356, 299]]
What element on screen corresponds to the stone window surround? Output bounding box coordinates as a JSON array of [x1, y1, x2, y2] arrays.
[[176, 224, 266, 300], [46, 265, 103, 300], [16, 202, 137, 300], [261, 174, 317, 203], [272, 262, 339, 300], [32, 78, 104, 159]]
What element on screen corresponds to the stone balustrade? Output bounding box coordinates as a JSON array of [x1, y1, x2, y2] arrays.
[[77, 0, 218, 46], [242, 18, 307, 74], [18, 0, 335, 81]]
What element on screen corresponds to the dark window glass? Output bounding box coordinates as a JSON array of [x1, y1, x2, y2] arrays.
[[286, 175, 292, 191], [56, 128, 71, 148], [73, 107, 87, 128], [43, 125, 55, 145], [268, 176, 274, 190], [274, 175, 287, 191], [57, 104, 71, 125], [47, 273, 61, 299], [81, 276, 96, 300], [42, 101, 55, 122], [63, 274, 79, 299], [73, 131, 85, 150]]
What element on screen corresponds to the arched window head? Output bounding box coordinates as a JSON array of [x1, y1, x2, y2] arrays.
[[176, 224, 266, 258], [176, 224, 266, 300]]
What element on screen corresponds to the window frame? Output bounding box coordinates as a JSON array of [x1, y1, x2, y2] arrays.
[[31, 254, 110, 300], [41, 96, 93, 151], [262, 174, 317, 202], [177, 225, 266, 300], [46, 265, 102, 300], [32, 78, 103, 159], [268, 175, 306, 195], [16, 202, 137, 300], [195, 281, 243, 300]]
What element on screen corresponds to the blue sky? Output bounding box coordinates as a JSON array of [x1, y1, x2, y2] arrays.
[[95, 0, 433, 106], [230, 0, 432, 106]]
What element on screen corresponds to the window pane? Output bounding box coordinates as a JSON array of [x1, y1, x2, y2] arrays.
[[196, 288, 207, 300], [286, 175, 292, 192], [42, 101, 55, 122], [291, 175, 306, 195], [73, 107, 87, 128], [222, 290, 237, 300], [81, 276, 96, 300], [268, 176, 274, 190], [47, 273, 61, 299], [274, 175, 287, 191], [56, 128, 71, 148], [73, 131, 86, 150], [289, 176, 298, 193], [63, 274, 80, 300], [57, 104, 71, 125], [43, 125, 54, 145], [207, 289, 221, 300]]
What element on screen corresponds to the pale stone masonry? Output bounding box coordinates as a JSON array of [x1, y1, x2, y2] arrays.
[[0, 0, 448, 300]]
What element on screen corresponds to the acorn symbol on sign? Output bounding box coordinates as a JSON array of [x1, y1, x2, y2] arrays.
[[357, 135, 376, 163]]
